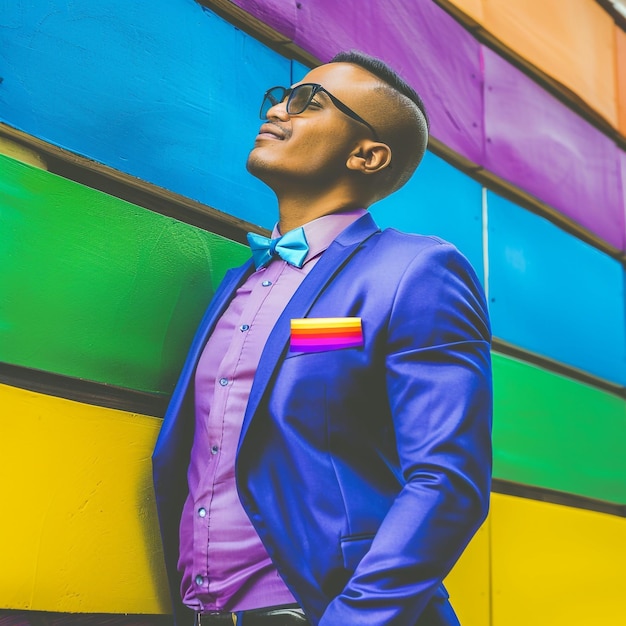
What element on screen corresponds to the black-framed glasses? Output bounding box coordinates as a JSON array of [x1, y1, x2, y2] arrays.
[[260, 83, 380, 141]]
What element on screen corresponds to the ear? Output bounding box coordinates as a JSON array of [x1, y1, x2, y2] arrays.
[[346, 140, 392, 175]]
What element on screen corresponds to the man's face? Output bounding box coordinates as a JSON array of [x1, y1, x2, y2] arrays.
[[247, 63, 378, 189]]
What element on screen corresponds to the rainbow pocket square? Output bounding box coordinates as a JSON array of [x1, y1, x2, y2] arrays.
[[290, 317, 363, 353]]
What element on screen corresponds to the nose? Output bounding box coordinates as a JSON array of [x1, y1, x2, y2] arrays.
[[265, 99, 290, 121]]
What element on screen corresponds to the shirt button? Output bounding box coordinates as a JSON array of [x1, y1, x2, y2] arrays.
[[211, 445, 219, 455], [198, 507, 206, 518], [262, 280, 272, 287], [240, 324, 250, 332], [195, 574, 204, 586], [219, 377, 228, 386]]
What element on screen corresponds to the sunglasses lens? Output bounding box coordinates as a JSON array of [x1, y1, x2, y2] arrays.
[[287, 84, 314, 115], [260, 87, 287, 119]]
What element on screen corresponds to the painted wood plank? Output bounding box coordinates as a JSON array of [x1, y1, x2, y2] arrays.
[[618, 25, 626, 137], [483, 47, 624, 251], [0, 154, 250, 394], [493, 353, 626, 504], [621, 148, 626, 248], [453, 0, 618, 126], [0, 383, 169, 613], [0, 612, 169, 625], [488, 191, 626, 385], [491, 493, 626, 625], [0, 1, 290, 228]]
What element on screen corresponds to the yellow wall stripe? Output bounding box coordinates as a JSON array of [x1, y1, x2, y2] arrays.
[[0, 383, 170, 614], [490, 493, 626, 625], [444, 517, 491, 626]]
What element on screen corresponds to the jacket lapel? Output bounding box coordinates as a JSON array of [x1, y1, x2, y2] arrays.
[[189, 260, 255, 368], [166, 259, 255, 417], [238, 213, 380, 449]]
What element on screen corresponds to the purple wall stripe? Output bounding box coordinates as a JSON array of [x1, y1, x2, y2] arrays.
[[238, 0, 297, 39], [232, 0, 485, 164], [482, 47, 624, 251], [617, 150, 626, 238]]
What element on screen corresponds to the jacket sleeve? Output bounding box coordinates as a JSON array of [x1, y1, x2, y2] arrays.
[[319, 242, 492, 626]]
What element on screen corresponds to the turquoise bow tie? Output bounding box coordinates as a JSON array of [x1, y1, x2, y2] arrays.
[[247, 227, 309, 270]]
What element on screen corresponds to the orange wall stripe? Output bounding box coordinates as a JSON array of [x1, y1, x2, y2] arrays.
[[616, 24, 626, 136], [444, 0, 619, 128]]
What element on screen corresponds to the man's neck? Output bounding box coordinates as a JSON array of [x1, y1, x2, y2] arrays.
[[276, 189, 364, 234]]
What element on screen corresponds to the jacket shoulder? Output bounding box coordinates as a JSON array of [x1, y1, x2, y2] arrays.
[[371, 227, 470, 268], [377, 227, 451, 249]]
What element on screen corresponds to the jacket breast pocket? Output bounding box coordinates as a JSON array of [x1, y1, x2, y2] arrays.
[[289, 317, 364, 355]]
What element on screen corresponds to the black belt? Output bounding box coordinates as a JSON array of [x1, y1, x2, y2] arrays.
[[195, 605, 308, 626]]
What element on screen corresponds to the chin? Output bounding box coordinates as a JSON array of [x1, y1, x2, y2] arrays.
[[246, 150, 264, 176], [246, 151, 278, 186]]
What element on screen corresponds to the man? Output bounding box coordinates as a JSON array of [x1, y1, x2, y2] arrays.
[[153, 50, 492, 626]]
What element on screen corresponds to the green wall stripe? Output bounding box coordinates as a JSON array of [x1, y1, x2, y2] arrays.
[[493, 352, 626, 504], [0, 154, 250, 394]]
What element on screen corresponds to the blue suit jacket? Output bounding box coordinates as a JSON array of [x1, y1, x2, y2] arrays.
[[152, 213, 492, 626]]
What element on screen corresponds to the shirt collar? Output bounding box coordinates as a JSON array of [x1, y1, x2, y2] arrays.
[[272, 209, 367, 266]]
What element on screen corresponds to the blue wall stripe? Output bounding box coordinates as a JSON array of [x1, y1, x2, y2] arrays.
[[0, 2, 289, 229], [488, 191, 626, 386]]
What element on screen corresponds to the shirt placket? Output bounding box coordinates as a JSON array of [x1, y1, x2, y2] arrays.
[[199, 261, 288, 604]]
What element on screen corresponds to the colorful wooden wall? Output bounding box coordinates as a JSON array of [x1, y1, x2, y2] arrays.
[[1, 1, 625, 624]]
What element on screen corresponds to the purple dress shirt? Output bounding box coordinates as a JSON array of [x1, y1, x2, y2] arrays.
[[178, 209, 367, 613]]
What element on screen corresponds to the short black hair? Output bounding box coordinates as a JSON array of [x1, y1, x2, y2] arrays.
[[330, 50, 429, 130]]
